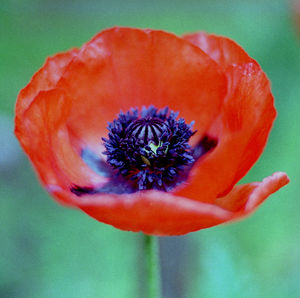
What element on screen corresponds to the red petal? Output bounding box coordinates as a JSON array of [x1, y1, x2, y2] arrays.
[[15, 89, 107, 193], [51, 187, 232, 235], [48, 172, 288, 236], [56, 27, 227, 151], [183, 32, 253, 69], [175, 34, 276, 201], [15, 49, 78, 119], [215, 172, 289, 215], [175, 63, 276, 201]]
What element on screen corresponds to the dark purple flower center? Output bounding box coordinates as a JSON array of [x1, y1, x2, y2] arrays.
[[125, 117, 170, 145], [102, 106, 196, 191], [71, 106, 218, 196]]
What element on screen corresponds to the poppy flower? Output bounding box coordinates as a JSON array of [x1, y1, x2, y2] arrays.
[[15, 27, 289, 236]]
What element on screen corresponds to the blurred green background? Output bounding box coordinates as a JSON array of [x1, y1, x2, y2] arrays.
[[1, 0, 299, 297]]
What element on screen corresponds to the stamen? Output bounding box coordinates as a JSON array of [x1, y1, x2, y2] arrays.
[[71, 106, 218, 196], [102, 106, 196, 191]]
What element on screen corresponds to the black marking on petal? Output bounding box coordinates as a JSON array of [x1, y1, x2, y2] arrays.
[[70, 175, 136, 196], [193, 135, 218, 161], [70, 185, 98, 196]]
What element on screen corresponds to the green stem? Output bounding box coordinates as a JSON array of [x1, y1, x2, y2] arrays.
[[144, 234, 162, 298]]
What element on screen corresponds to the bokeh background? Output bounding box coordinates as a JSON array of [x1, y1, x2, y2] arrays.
[[1, 0, 299, 297]]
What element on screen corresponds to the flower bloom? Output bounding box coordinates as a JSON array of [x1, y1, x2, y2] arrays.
[[15, 27, 289, 235]]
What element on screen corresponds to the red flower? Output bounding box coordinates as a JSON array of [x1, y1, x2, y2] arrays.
[[15, 27, 289, 236]]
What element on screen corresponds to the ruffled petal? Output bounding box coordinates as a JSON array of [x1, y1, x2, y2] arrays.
[[15, 89, 107, 196], [46, 172, 288, 236], [175, 34, 276, 202], [15, 49, 78, 119], [183, 32, 253, 69], [56, 27, 227, 152], [50, 187, 232, 236], [215, 172, 289, 215]]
